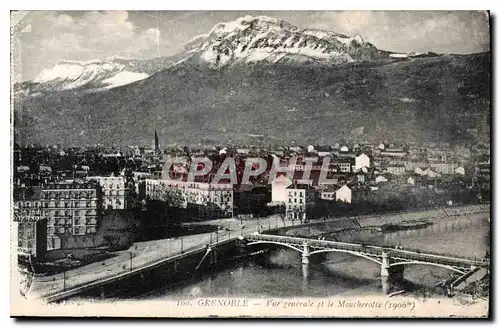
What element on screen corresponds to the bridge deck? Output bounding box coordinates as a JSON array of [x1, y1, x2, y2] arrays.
[[245, 234, 489, 268]]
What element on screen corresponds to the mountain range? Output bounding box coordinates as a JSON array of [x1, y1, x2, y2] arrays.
[[13, 15, 490, 147]]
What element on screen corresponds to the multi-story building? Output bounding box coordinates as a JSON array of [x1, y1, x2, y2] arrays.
[[285, 185, 315, 222], [426, 147, 453, 162], [144, 179, 233, 219], [389, 157, 409, 167], [405, 161, 428, 171], [41, 181, 101, 250], [335, 185, 352, 203], [144, 179, 168, 201], [271, 174, 292, 204], [91, 176, 134, 209], [455, 166, 466, 175], [428, 162, 460, 175], [337, 160, 353, 173], [422, 168, 441, 178], [17, 219, 47, 262], [354, 153, 370, 171], [380, 148, 407, 158], [14, 190, 48, 261], [386, 165, 406, 176], [320, 189, 336, 201]]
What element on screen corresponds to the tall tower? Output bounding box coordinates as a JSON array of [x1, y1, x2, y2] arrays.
[[154, 130, 160, 153]]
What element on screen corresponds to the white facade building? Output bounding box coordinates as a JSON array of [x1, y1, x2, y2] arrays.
[[145, 179, 233, 219], [375, 175, 388, 183], [414, 167, 425, 176], [92, 176, 132, 210], [386, 165, 406, 176], [355, 153, 370, 171], [340, 146, 349, 152], [455, 166, 466, 175], [335, 185, 352, 204], [286, 186, 315, 221], [429, 162, 460, 175], [423, 168, 441, 178], [271, 174, 292, 204]]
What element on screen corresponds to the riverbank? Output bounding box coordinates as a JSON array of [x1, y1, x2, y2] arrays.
[[26, 204, 489, 302]]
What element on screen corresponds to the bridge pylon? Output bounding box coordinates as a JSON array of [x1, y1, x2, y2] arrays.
[[302, 242, 310, 280], [381, 252, 390, 277], [302, 242, 310, 265]]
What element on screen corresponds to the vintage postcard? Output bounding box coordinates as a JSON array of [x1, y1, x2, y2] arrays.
[[10, 10, 491, 318]]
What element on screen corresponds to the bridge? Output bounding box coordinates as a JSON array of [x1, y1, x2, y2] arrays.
[[243, 234, 489, 295], [33, 205, 488, 303]]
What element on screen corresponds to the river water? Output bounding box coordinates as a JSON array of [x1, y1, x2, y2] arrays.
[[138, 213, 489, 301]]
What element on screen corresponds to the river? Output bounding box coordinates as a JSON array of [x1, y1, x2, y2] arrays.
[[135, 213, 489, 301]]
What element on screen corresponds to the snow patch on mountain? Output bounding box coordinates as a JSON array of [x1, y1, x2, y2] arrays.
[[208, 15, 253, 35], [28, 58, 156, 92], [102, 71, 149, 89], [185, 15, 381, 68], [34, 63, 86, 83], [33, 60, 127, 90]]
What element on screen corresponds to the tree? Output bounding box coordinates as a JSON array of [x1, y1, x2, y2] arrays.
[[296, 209, 306, 224], [278, 206, 287, 226]]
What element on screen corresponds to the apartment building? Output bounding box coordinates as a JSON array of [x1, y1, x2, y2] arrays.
[[92, 176, 134, 209], [335, 185, 352, 204], [286, 185, 315, 222], [145, 179, 233, 219], [354, 153, 370, 171], [386, 165, 406, 176], [428, 162, 460, 175], [41, 182, 101, 250], [14, 190, 48, 261]]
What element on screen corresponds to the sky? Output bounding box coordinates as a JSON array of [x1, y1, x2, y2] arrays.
[[11, 10, 490, 81]]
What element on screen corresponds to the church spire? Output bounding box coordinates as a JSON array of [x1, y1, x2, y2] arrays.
[[154, 130, 159, 153]]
